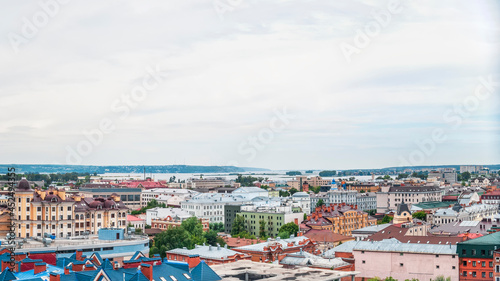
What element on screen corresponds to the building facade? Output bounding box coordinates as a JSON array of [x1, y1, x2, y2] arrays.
[[457, 231, 500, 280]]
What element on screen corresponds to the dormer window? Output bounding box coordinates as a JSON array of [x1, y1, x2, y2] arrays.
[[51, 197, 57, 202]]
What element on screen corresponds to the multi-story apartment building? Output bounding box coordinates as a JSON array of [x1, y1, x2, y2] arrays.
[[461, 165, 484, 174], [152, 217, 209, 232], [481, 190, 500, 205], [238, 204, 304, 238], [428, 168, 457, 184], [304, 203, 376, 236], [287, 176, 331, 189], [79, 185, 142, 209], [186, 177, 226, 189], [145, 207, 192, 225], [376, 184, 442, 212], [458, 231, 500, 280], [181, 193, 253, 223], [13, 178, 128, 238], [140, 188, 198, 207], [310, 190, 375, 212]]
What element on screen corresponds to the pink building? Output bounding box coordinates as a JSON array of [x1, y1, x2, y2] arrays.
[[352, 239, 458, 280]]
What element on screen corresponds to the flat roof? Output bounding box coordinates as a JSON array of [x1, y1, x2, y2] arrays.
[[210, 260, 359, 281]]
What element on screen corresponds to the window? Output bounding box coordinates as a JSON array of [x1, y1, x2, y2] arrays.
[[472, 272, 476, 277], [462, 271, 467, 277], [182, 273, 191, 280], [452, 266, 455, 270], [400, 253, 403, 256], [436, 265, 439, 269], [462, 249, 466, 255], [452, 255, 455, 258], [463, 261, 467, 266], [482, 261, 486, 267], [170, 276, 177, 281], [400, 263, 403, 267], [362, 260, 365, 264], [473, 261, 476, 267], [482, 272, 486, 278], [436, 255, 439, 257], [490, 262, 493, 267], [472, 249, 476, 256], [481, 250, 486, 255]]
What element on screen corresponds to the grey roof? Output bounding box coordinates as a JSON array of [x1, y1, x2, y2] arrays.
[[351, 223, 391, 234], [167, 245, 245, 260], [280, 251, 350, 269], [323, 240, 360, 258], [352, 239, 457, 255], [234, 236, 310, 252]]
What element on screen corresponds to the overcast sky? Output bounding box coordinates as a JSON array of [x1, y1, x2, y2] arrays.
[[0, 0, 499, 170]]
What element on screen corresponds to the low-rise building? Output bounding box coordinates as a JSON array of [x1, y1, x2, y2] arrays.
[[146, 207, 192, 225], [353, 239, 458, 280], [166, 244, 251, 265], [239, 204, 304, 238], [126, 215, 145, 230], [233, 234, 320, 263], [141, 188, 198, 207], [430, 203, 498, 226]]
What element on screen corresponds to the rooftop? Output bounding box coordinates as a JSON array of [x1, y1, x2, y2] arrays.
[[210, 260, 358, 281]]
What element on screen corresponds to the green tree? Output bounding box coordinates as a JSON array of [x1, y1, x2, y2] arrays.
[[383, 175, 392, 180], [319, 170, 336, 177], [209, 222, 224, 232], [397, 173, 409, 179], [150, 226, 193, 258], [204, 230, 218, 246], [316, 199, 325, 207], [379, 215, 393, 224], [385, 278, 397, 281], [289, 188, 299, 195], [231, 215, 246, 236], [181, 217, 205, 245], [460, 172, 471, 181], [303, 213, 307, 221], [412, 211, 427, 221], [431, 276, 450, 281], [279, 222, 299, 237], [360, 189, 366, 193], [279, 190, 290, 197], [259, 220, 267, 238], [367, 278, 381, 281], [278, 231, 290, 239]]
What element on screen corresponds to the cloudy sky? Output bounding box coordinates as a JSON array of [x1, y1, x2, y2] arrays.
[[0, 0, 499, 170]]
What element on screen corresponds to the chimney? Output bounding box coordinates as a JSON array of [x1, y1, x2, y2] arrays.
[[49, 272, 60, 281], [64, 266, 70, 275], [140, 264, 153, 281], [187, 255, 201, 268], [75, 250, 83, 260], [34, 263, 46, 274]]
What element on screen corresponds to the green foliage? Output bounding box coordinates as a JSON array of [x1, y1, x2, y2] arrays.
[[397, 173, 409, 179], [204, 230, 218, 246], [150, 226, 193, 258], [233, 231, 256, 239], [181, 217, 205, 245], [235, 174, 264, 186], [405, 279, 419, 281], [366, 209, 376, 216], [303, 213, 307, 221], [209, 222, 224, 232], [367, 278, 382, 281], [411, 171, 428, 180], [360, 189, 366, 193], [385, 278, 397, 281], [278, 231, 290, 239], [279, 190, 290, 197], [431, 276, 450, 281], [412, 211, 427, 221], [378, 215, 393, 224], [259, 220, 267, 238], [289, 188, 299, 195], [286, 171, 302, 176], [309, 186, 321, 194], [131, 199, 166, 215], [319, 170, 336, 177], [316, 199, 325, 207], [279, 222, 299, 237], [231, 215, 246, 236], [457, 172, 471, 181]]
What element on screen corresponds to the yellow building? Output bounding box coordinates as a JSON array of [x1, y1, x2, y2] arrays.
[[13, 178, 128, 239], [304, 203, 376, 236]]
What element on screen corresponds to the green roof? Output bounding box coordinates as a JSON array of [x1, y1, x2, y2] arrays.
[[412, 201, 450, 209], [459, 231, 500, 246]]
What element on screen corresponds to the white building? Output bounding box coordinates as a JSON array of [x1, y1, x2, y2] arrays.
[[232, 186, 269, 199], [145, 207, 193, 225], [181, 193, 254, 223], [141, 188, 198, 207], [430, 203, 498, 225]]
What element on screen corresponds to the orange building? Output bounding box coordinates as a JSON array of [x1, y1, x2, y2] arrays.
[[304, 203, 376, 236]]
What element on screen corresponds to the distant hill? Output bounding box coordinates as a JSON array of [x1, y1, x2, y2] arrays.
[[380, 164, 500, 171], [0, 164, 270, 174]]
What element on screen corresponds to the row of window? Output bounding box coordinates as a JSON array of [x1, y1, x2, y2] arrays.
[[462, 261, 493, 267], [462, 271, 493, 278]]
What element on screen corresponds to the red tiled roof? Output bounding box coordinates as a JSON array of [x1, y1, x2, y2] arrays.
[[222, 237, 265, 248], [127, 215, 144, 221], [304, 229, 354, 243], [366, 225, 463, 244]]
